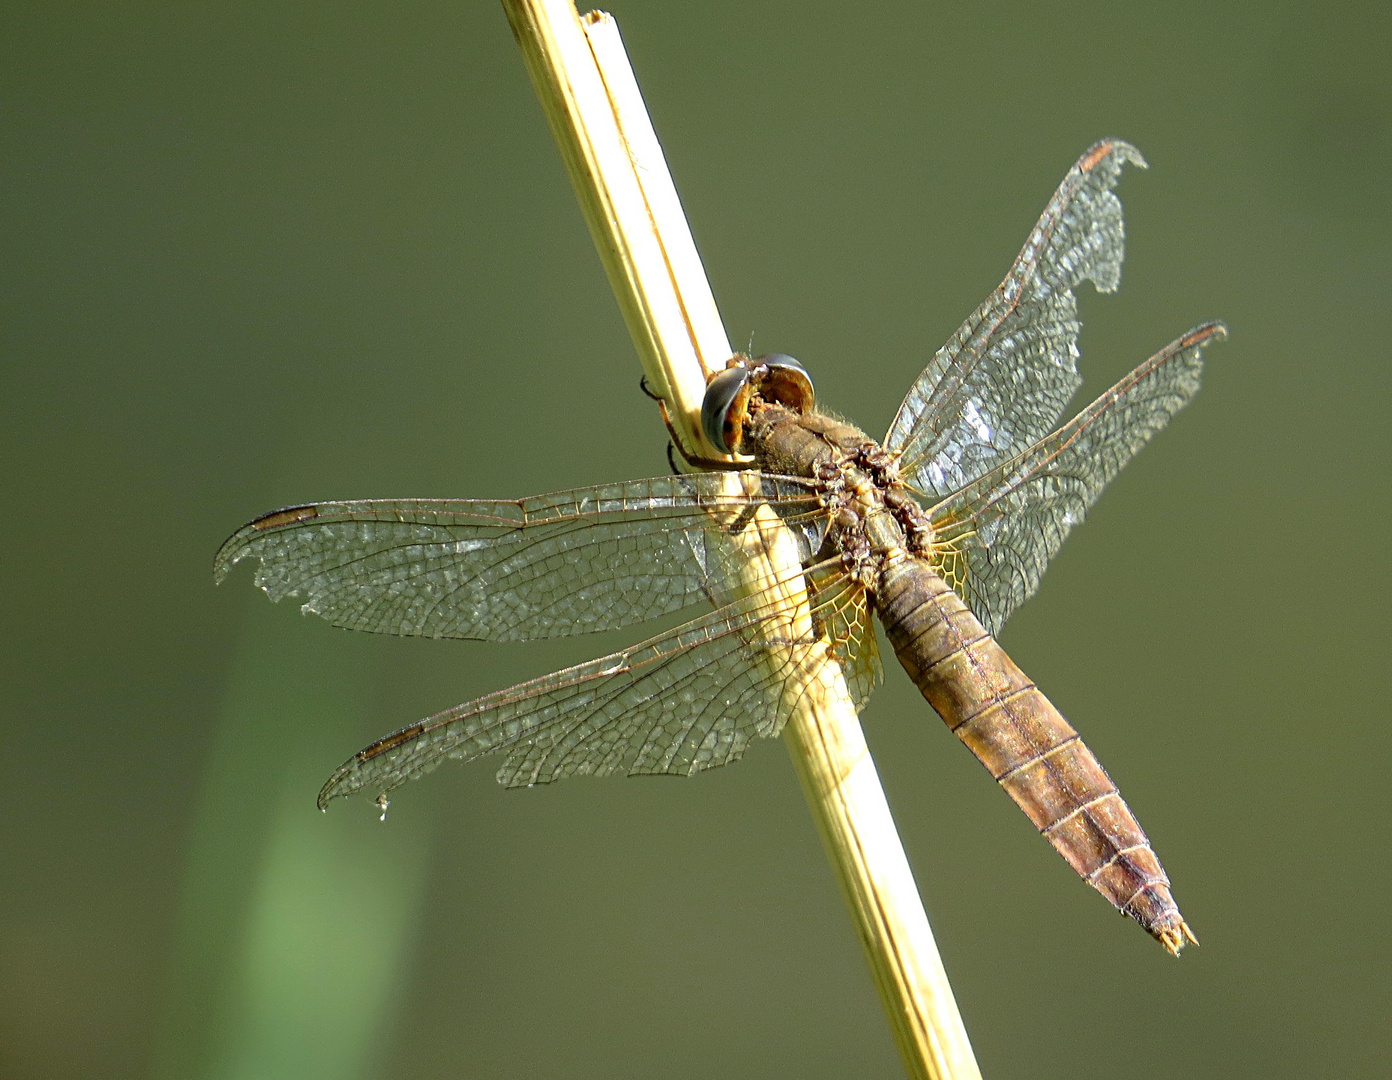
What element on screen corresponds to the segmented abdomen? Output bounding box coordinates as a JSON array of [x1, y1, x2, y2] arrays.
[[876, 556, 1193, 954]]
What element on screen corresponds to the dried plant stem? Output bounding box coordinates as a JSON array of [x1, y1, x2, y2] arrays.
[[499, 3, 982, 1077]]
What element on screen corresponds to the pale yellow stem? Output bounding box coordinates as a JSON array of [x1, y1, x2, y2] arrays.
[[500, 4, 983, 1078]]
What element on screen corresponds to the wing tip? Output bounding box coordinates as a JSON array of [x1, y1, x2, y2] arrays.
[[213, 504, 321, 583], [1181, 320, 1229, 349], [316, 765, 355, 811], [211, 534, 245, 584], [1079, 138, 1148, 175]]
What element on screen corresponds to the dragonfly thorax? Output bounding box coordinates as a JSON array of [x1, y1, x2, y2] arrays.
[[744, 400, 942, 594]]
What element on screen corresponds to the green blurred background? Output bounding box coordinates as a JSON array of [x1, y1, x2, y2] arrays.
[[3, 2, 1388, 1077]]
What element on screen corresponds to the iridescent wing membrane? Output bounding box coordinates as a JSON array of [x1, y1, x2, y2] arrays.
[[883, 139, 1223, 635], [925, 323, 1224, 636], [216, 474, 881, 804], [885, 140, 1146, 500], [317, 559, 873, 803], [214, 474, 826, 642]]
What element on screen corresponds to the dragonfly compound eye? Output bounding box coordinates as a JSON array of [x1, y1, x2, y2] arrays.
[[701, 365, 753, 454], [753, 354, 816, 416], [702, 355, 819, 455]]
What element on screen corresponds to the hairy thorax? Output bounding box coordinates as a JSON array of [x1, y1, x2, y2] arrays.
[[742, 402, 939, 590]]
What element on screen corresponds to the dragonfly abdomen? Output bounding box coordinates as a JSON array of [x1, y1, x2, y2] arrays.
[[875, 556, 1194, 954]]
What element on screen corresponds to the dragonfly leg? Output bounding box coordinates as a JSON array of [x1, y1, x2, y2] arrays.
[[639, 374, 744, 471]]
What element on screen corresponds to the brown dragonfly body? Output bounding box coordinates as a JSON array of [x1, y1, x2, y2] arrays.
[[742, 393, 1196, 953], [217, 140, 1221, 954]]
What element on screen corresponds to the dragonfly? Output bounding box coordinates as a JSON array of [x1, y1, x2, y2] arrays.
[[216, 140, 1222, 955]]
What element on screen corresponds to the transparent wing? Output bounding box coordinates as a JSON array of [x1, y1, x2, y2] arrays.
[[214, 473, 826, 642], [806, 559, 881, 707], [927, 323, 1225, 636], [317, 557, 877, 806], [885, 140, 1146, 500]]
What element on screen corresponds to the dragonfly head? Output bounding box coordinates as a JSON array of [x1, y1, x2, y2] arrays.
[[701, 354, 815, 454]]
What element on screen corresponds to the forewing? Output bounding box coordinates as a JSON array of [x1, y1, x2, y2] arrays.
[[317, 557, 875, 805], [928, 323, 1224, 636], [886, 140, 1146, 499], [214, 474, 825, 641]]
